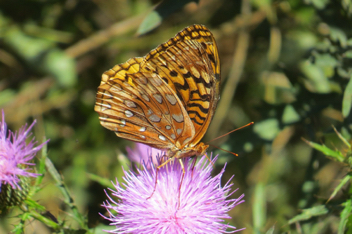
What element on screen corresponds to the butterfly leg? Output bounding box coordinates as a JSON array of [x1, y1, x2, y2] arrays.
[[190, 156, 197, 179], [177, 158, 186, 209], [204, 152, 214, 167], [146, 156, 174, 200]]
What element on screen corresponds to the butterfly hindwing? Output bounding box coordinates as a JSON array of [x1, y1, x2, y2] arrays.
[[141, 24, 221, 146], [95, 24, 220, 152]]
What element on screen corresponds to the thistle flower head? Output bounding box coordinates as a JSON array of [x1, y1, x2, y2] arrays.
[[102, 145, 245, 234], [0, 110, 47, 190]]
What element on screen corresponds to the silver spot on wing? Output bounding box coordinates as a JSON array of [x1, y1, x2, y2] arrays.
[[149, 114, 161, 123], [166, 94, 177, 105], [153, 94, 163, 104], [125, 110, 133, 117], [172, 113, 184, 123], [159, 135, 166, 141], [125, 100, 137, 108]]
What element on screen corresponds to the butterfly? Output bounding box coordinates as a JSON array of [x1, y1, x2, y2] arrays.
[[95, 24, 220, 174]]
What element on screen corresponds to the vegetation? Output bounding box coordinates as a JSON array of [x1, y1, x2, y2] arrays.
[[0, 0, 352, 233]]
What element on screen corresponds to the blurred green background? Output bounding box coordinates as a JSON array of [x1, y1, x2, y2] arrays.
[[1, 0, 352, 233]]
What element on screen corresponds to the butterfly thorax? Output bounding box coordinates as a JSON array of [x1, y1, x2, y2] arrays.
[[169, 142, 209, 159]]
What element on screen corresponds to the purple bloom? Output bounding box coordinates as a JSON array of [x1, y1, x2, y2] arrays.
[[0, 110, 47, 190], [102, 147, 245, 234], [126, 143, 165, 165]]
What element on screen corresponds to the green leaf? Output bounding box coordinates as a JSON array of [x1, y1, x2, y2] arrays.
[[62, 229, 87, 234], [253, 183, 266, 233], [309, 0, 330, 9], [314, 53, 340, 77], [337, 67, 350, 78], [344, 50, 352, 58], [329, 27, 347, 47], [137, 11, 163, 36], [332, 125, 351, 149], [43, 49, 76, 87], [0, 89, 16, 106], [300, 60, 330, 93], [12, 213, 30, 234], [3, 26, 76, 87], [328, 174, 351, 202], [253, 118, 280, 141], [137, 0, 199, 35], [45, 157, 88, 229], [282, 104, 301, 124], [87, 173, 115, 189], [265, 226, 275, 234], [93, 224, 117, 234], [288, 205, 328, 224], [24, 198, 45, 211], [338, 200, 352, 234], [342, 75, 352, 118], [4, 26, 53, 61], [34, 137, 48, 191], [302, 138, 345, 162]]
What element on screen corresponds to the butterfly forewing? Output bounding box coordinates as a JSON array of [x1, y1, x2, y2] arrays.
[[95, 24, 220, 157], [96, 73, 193, 149]]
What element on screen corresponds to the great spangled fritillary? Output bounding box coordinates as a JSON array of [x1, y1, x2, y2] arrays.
[[95, 24, 220, 170]]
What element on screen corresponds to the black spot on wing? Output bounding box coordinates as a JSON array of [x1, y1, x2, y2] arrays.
[[190, 115, 205, 125], [174, 80, 190, 91], [187, 102, 209, 114], [191, 73, 213, 88], [188, 110, 206, 121], [207, 53, 216, 64], [162, 77, 169, 84], [190, 90, 211, 101], [182, 72, 192, 78], [170, 70, 178, 77]]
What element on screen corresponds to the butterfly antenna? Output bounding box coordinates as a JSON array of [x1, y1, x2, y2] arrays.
[[208, 144, 239, 156], [206, 122, 254, 144]]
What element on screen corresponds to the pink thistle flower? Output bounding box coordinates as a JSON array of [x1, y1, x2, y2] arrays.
[[0, 110, 48, 190], [102, 146, 245, 234]]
